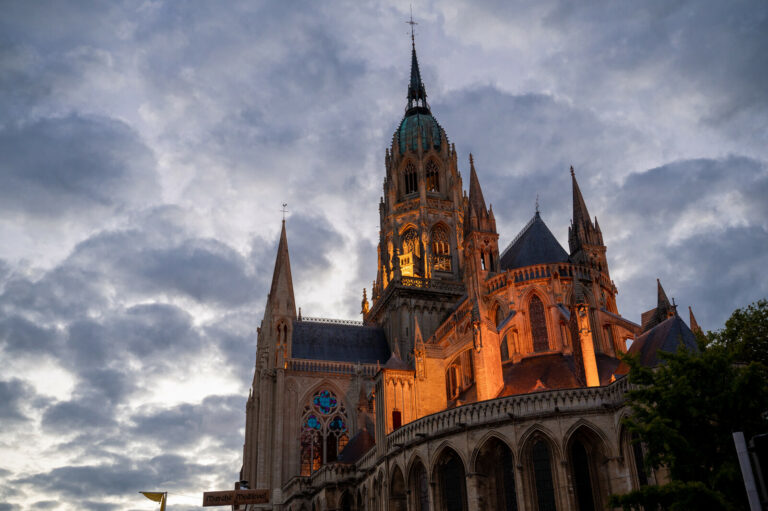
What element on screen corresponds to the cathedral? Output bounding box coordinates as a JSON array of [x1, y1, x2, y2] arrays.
[[239, 36, 700, 511]]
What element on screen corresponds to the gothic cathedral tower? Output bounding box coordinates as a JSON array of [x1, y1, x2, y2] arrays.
[[365, 38, 466, 357]]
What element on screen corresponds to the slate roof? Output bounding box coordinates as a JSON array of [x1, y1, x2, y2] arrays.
[[291, 320, 390, 364], [337, 428, 375, 464], [500, 212, 570, 270], [498, 352, 623, 397], [616, 314, 699, 373]]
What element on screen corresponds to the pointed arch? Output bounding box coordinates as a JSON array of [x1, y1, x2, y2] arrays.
[[520, 424, 562, 511], [430, 222, 452, 273], [565, 421, 613, 510], [389, 465, 406, 511], [402, 160, 418, 195], [425, 158, 441, 192], [563, 419, 613, 458], [470, 430, 513, 471], [473, 433, 519, 511], [406, 453, 430, 511], [431, 444, 468, 511]]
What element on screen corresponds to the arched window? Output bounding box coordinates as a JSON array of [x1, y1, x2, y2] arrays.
[[571, 440, 596, 511], [402, 228, 419, 255], [425, 160, 440, 192], [431, 226, 451, 272], [445, 350, 473, 400], [495, 306, 504, 328], [476, 437, 518, 511], [532, 441, 557, 511], [300, 390, 349, 476], [631, 433, 648, 487], [436, 449, 467, 511], [409, 461, 430, 511], [529, 295, 550, 352], [500, 333, 510, 362], [404, 162, 418, 195]]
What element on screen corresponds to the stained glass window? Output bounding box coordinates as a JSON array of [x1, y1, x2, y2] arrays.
[[300, 390, 348, 475], [530, 295, 549, 352], [532, 441, 557, 511], [313, 390, 337, 414]]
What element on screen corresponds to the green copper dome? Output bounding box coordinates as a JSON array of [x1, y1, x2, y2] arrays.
[[397, 107, 443, 154]]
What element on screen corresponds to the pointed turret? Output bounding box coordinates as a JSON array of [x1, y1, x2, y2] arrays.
[[640, 279, 676, 332], [267, 220, 297, 319], [407, 35, 428, 110], [568, 166, 607, 272], [689, 306, 702, 334], [464, 154, 495, 237]]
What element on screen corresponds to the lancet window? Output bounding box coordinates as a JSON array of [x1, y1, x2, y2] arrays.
[[425, 160, 440, 192], [445, 349, 474, 400], [404, 162, 418, 195], [532, 441, 557, 511], [300, 390, 349, 476], [529, 295, 550, 352], [431, 225, 451, 272]]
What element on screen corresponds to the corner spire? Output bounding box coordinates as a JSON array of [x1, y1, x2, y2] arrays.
[[689, 306, 702, 334], [468, 154, 487, 214], [571, 166, 591, 228]]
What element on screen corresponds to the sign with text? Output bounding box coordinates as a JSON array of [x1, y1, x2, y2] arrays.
[[202, 489, 270, 507]]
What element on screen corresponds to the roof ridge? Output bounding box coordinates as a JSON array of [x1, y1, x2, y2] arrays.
[[300, 316, 365, 326]]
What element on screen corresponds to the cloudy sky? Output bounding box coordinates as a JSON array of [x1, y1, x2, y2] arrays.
[[1, 1, 767, 509]]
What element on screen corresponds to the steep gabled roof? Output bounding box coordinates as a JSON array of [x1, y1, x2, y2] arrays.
[[619, 314, 699, 371], [500, 212, 569, 270], [291, 321, 390, 364]]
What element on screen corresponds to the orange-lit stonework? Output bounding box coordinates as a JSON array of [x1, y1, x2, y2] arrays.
[[239, 40, 700, 511]]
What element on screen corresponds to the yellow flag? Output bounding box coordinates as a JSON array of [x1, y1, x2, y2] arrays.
[[140, 492, 166, 511]]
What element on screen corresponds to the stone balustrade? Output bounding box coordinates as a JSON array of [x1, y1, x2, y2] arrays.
[[385, 376, 629, 452], [287, 359, 379, 377]]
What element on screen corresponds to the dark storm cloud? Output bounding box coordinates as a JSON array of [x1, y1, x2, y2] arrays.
[[608, 156, 768, 328], [130, 394, 244, 449], [0, 315, 60, 354], [14, 454, 219, 498], [0, 115, 159, 217], [0, 378, 34, 422], [41, 399, 117, 433], [287, 213, 345, 282]]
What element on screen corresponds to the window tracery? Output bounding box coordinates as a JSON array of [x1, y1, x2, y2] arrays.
[[529, 295, 549, 352], [445, 350, 473, 400], [300, 390, 349, 476], [431, 226, 451, 272], [425, 160, 440, 192], [404, 162, 418, 195]]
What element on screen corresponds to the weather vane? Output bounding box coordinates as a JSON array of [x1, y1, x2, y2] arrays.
[[535, 193, 540, 214], [406, 5, 417, 42], [281, 203, 288, 221]]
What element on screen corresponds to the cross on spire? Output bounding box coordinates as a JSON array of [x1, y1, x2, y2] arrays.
[[406, 6, 418, 45], [281, 203, 288, 221]]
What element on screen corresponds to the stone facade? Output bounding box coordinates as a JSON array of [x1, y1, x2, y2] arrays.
[[238, 38, 695, 511]]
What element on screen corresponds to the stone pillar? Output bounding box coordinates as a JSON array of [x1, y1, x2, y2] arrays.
[[272, 368, 285, 504]]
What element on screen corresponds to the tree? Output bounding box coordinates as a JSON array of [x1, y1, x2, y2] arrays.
[[708, 298, 768, 366], [611, 300, 768, 511]]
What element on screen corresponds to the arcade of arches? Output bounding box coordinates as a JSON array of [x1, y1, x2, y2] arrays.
[[285, 409, 654, 511]]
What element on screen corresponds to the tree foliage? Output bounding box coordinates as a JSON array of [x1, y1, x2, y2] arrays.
[[611, 299, 768, 511]]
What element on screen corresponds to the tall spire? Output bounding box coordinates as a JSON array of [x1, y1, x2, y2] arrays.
[[267, 219, 296, 318], [406, 14, 428, 110], [568, 165, 604, 256], [656, 278, 673, 316]]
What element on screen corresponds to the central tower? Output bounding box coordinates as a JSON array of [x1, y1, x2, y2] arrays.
[[365, 38, 466, 357]]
